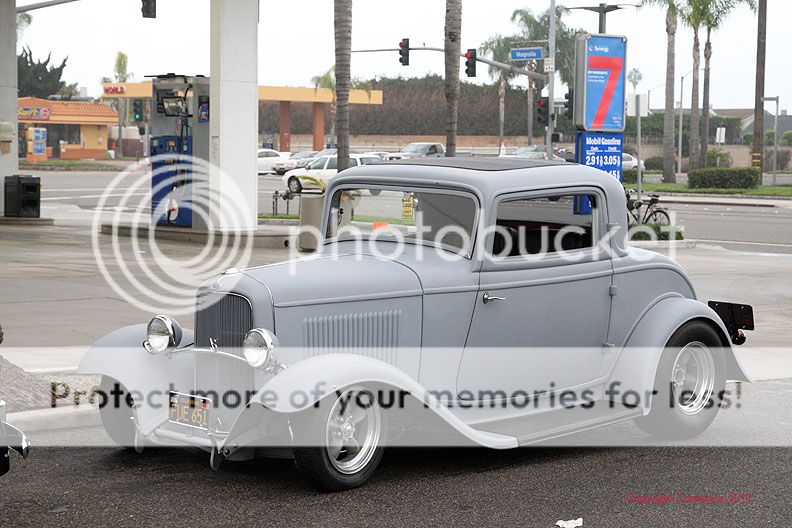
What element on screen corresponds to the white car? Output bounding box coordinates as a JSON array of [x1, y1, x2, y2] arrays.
[[273, 151, 318, 175], [499, 146, 564, 161], [622, 153, 645, 171], [282, 154, 381, 193], [257, 149, 290, 174]]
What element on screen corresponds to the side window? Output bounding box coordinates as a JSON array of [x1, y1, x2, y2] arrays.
[[426, 145, 437, 155], [267, 151, 278, 157], [349, 158, 359, 167], [326, 157, 338, 170], [493, 193, 599, 258]]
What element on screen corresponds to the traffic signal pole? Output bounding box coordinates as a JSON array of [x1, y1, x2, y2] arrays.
[[546, 0, 556, 158]]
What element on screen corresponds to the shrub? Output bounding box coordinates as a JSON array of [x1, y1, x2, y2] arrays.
[[765, 131, 775, 146], [706, 148, 733, 168], [743, 133, 753, 145], [629, 223, 684, 241], [622, 169, 637, 184], [645, 156, 664, 171], [783, 131, 792, 147], [762, 149, 791, 171], [687, 167, 760, 189]]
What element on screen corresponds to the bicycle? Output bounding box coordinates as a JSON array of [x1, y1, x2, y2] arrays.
[[625, 188, 670, 225]]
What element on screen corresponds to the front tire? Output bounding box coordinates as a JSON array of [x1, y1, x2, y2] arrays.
[[293, 386, 384, 491], [635, 321, 726, 440], [649, 208, 670, 225]]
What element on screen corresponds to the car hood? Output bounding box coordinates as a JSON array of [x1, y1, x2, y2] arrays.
[[241, 253, 422, 307]]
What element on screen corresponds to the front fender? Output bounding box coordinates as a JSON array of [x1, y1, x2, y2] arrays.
[[243, 354, 517, 449], [607, 296, 751, 412], [78, 324, 195, 434]]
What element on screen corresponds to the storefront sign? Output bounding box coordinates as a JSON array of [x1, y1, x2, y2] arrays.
[[18, 107, 50, 121], [103, 85, 127, 95]]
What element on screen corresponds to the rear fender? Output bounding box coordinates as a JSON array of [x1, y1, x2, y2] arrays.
[[607, 296, 750, 413]]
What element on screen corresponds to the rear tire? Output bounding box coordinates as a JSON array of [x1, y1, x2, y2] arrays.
[[98, 376, 137, 449], [293, 386, 385, 492], [635, 321, 726, 440]]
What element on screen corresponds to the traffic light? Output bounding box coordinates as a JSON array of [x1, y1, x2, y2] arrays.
[[399, 38, 409, 66], [564, 90, 574, 120], [537, 96, 550, 126], [464, 49, 477, 77], [141, 0, 156, 18], [132, 100, 143, 123]]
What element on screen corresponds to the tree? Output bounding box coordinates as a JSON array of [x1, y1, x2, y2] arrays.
[[680, 0, 707, 170], [510, 6, 580, 142], [641, 0, 679, 183], [752, 0, 767, 166], [444, 0, 462, 157], [628, 68, 643, 92], [17, 47, 68, 99], [480, 34, 521, 148], [334, 0, 352, 171], [16, 13, 32, 39], [100, 51, 132, 83], [699, 0, 756, 168], [311, 67, 371, 148]]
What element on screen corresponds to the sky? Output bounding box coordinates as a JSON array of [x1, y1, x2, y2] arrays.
[[14, 0, 790, 112]]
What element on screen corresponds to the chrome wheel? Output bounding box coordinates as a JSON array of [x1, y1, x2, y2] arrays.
[[325, 388, 381, 475], [671, 341, 715, 415]]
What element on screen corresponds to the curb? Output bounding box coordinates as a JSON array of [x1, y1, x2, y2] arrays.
[[630, 239, 697, 249], [0, 217, 55, 226], [660, 197, 777, 208], [6, 405, 101, 433]]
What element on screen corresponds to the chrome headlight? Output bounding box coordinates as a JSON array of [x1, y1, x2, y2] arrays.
[[243, 328, 278, 369], [144, 315, 182, 354]]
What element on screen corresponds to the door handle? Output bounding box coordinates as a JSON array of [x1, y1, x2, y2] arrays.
[[482, 292, 506, 304]]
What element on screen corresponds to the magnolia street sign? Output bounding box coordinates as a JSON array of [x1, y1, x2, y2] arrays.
[[510, 47, 543, 61]]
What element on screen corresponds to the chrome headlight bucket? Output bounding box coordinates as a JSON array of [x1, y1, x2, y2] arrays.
[[243, 328, 279, 370], [143, 315, 182, 354]]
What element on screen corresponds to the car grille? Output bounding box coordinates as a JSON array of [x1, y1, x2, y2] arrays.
[[194, 293, 254, 433]]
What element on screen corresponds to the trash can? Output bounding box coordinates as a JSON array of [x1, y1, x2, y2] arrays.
[[4, 175, 41, 218]]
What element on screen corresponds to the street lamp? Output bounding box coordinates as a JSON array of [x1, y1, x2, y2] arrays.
[[646, 83, 664, 111], [567, 3, 636, 33], [763, 96, 780, 185], [677, 69, 703, 175]]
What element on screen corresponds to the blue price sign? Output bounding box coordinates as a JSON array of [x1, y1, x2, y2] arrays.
[[575, 34, 627, 132], [510, 47, 543, 61], [575, 131, 623, 181]]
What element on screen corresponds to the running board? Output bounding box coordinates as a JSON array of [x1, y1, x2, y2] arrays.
[[473, 402, 642, 446]]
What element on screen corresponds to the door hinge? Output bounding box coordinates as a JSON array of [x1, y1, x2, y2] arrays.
[[609, 284, 618, 296]]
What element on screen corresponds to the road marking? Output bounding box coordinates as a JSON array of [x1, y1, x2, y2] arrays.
[[41, 192, 149, 201]]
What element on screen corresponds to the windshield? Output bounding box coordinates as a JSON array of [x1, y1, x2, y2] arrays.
[[293, 151, 316, 159], [325, 186, 478, 257], [401, 144, 428, 154]]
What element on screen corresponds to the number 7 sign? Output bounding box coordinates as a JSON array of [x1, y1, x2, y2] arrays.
[[574, 34, 627, 132]]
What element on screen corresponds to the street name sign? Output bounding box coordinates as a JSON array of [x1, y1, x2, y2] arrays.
[[574, 34, 627, 132], [510, 47, 543, 61]]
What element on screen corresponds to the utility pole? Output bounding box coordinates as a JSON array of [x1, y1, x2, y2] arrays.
[[763, 96, 779, 184], [751, 0, 767, 170], [546, 0, 556, 158]]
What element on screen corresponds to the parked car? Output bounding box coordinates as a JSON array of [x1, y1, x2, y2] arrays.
[[273, 151, 318, 175], [386, 142, 445, 160], [363, 151, 392, 160], [257, 148, 290, 174], [499, 146, 564, 161], [282, 154, 381, 194], [1, 400, 30, 477], [80, 158, 752, 491], [622, 153, 645, 171]]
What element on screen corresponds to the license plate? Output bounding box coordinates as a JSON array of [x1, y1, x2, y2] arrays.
[[169, 392, 211, 430]]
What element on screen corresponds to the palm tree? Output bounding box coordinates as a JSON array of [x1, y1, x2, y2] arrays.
[[680, 1, 706, 170], [699, 0, 755, 167], [480, 34, 521, 149], [333, 0, 352, 171], [628, 68, 643, 93], [16, 13, 32, 39], [311, 67, 371, 153], [641, 0, 679, 183], [444, 0, 462, 157], [510, 7, 579, 142]]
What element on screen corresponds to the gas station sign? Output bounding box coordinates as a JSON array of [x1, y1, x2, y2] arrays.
[[574, 34, 627, 132]]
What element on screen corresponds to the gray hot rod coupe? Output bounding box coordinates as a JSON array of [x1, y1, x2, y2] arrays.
[[1, 400, 30, 478], [80, 158, 753, 491]]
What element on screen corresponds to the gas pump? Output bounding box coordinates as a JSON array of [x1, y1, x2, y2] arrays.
[[148, 74, 210, 228]]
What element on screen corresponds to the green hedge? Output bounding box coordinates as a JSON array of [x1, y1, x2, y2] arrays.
[[629, 223, 684, 241], [622, 169, 637, 184], [687, 167, 761, 189], [645, 156, 664, 171]]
